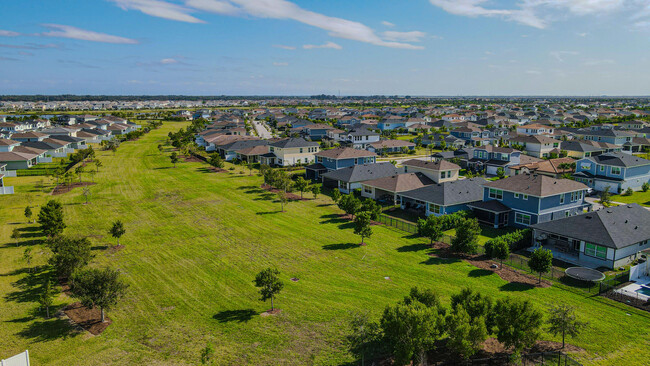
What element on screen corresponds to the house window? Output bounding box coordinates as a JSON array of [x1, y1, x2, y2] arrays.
[[514, 193, 520, 198], [441, 171, 446, 179], [363, 186, 372, 194], [585, 243, 607, 259], [431, 204, 442, 214], [489, 188, 503, 200], [317, 157, 323, 163], [300, 148, 303, 153], [515, 213, 531, 225], [611, 167, 621, 175], [522, 194, 528, 200], [598, 165, 604, 172], [565, 211, 570, 217], [560, 194, 565, 204]]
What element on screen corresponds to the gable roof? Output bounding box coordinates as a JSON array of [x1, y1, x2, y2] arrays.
[[361, 172, 434, 192], [0, 138, 20, 146], [321, 162, 400, 183], [585, 152, 650, 168], [483, 173, 587, 197], [402, 159, 460, 171], [315, 147, 376, 159], [270, 138, 319, 148], [400, 178, 487, 206], [368, 140, 415, 148], [531, 204, 650, 249]]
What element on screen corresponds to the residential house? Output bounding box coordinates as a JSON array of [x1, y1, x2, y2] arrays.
[[360, 172, 434, 203], [398, 178, 487, 217], [367, 140, 415, 154], [560, 140, 611, 159], [531, 204, 650, 269], [573, 152, 650, 193], [468, 174, 590, 228], [508, 157, 576, 178], [507, 135, 560, 158], [577, 128, 635, 146], [9, 131, 49, 143], [343, 127, 381, 149], [217, 139, 268, 161], [0, 163, 14, 194], [306, 148, 377, 181], [468, 145, 541, 175], [235, 145, 270, 163], [401, 159, 461, 183], [516, 124, 554, 135], [260, 138, 320, 167], [321, 162, 401, 193]]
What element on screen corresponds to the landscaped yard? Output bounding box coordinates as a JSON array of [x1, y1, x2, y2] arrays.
[[611, 190, 650, 207], [1, 122, 649, 365]]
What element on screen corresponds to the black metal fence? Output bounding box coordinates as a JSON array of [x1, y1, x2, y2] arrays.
[[377, 214, 419, 234], [434, 351, 581, 366]]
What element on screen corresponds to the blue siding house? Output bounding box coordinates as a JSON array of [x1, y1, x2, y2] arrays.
[[573, 152, 650, 193], [468, 174, 590, 228], [305, 147, 377, 180], [398, 178, 487, 217], [468, 145, 541, 176]]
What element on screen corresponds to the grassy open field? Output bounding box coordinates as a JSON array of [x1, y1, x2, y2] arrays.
[[611, 190, 650, 207], [2, 122, 650, 365]]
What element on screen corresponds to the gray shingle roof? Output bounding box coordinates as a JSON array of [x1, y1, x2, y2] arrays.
[[270, 138, 319, 148], [483, 173, 587, 197], [400, 178, 487, 206], [585, 152, 650, 168], [531, 204, 650, 249], [321, 162, 400, 183]]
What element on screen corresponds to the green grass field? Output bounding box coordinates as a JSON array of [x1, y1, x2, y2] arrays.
[[611, 190, 650, 207], [1, 122, 650, 365]]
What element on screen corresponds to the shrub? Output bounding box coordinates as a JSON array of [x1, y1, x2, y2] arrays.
[[624, 187, 634, 196], [642, 182, 649, 192]]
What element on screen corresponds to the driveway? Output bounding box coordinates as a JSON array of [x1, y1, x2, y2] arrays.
[[251, 119, 273, 139]]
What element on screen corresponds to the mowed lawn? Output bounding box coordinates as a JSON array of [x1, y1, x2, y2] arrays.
[[1, 122, 650, 365]]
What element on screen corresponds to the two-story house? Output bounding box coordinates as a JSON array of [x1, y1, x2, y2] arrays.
[[468, 174, 590, 228], [573, 152, 650, 193], [260, 138, 320, 167], [468, 145, 541, 176], [306, 148, 377, 180], [507, 135, 560, 158], [401, 159, 461, 183], [398, 178, 486, 217], [344, 127, 381, 149], [321, 162, 401, 193], [516, 124, 554, 136], [577, 128, 635, 146]]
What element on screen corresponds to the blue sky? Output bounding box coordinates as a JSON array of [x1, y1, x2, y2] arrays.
[[1, 0, 649, 95]]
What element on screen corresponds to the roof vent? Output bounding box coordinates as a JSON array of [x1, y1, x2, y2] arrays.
[[585, 215, 592, 219]]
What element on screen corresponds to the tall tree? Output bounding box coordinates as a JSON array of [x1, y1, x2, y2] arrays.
[[450, 218, 481, 254], [24, 206, 33, 223], [70, 267, 129, 323], [254, 268, 284, 311], [38, 200, 66, 237], [347, 312, 382, 366], [39, 277, 57, 318], [450, 288, 493, 328], [446, 306, 488, 359], [294, 177, 309, 199], [547, 304, 587, 349], [493, 297, 543, 353], [48, 236, 93, 278], [353, 212, 373, 246], [170, 152, 179, 168], [417, 215, 443, 245], [528, 247, 553, 284], [109, 220, 126, 246]]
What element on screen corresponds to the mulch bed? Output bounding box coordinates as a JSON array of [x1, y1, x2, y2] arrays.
[[260, 184, 303, 200], [182, 155, 203, 163], [206, 167, 227, 173], [63, 302, 112, 335], [429, 241, 551, 288], [52, 182, 96, 195], [260, 309, 282, 317]]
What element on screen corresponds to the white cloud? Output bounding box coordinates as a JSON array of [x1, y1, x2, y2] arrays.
[[272, 44, 296, 50], [111, 0, 206, 23], [381, 21, 395, 27], [576, 32, 588, 37], [0, 30, 21, 37], [303, 41, 342, 50], [583, 59, 615, 66], [550, 50, 579, 62], [273, 62, 288, 66], [526, 69, 542, 74], [160, 58, 179, 64], [110, 0, 423, 49], [381, 31, 426, 42], [39, 24, 139, 44]]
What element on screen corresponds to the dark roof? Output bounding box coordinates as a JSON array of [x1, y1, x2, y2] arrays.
[[321, 162, 400, 183], [560, 140, 603, 153], [585, 152, 650, 168], [483, 173, 587, 197], [402, 159, 460, 171], [400, 178, 487, 206], [270, 138, 319, 148], [467, 200, 512, 213], [305, 163, 328, 171], [361, 172, 434, 192], [531, 204, 650, 249], [315, 147, 376, 159]]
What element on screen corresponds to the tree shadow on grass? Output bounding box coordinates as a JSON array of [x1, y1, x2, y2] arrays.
[[420, 256, 460, 265], [16, 318, 80, 342], [18, 226, 41, 233], [468, 269, 494, 278], [212, 309, 257, 323], [499, 282, 535, 292], [317, 203, 333, 207], [91, 245, 109, 251], [396, 243, 430, 253], [338, 222, 354, 230], [253, 193, 276, 201], [237, 185, 259, 190], [322, 243, 359, 250], [152, 167, 172, 170], [256, 211, 280, 215], [4, 268, 54, 304]]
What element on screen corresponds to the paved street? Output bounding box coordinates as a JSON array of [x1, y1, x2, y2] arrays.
[[251, 119, 273, 139]]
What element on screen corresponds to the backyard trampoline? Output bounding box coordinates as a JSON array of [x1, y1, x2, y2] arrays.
[[565, 267, 606, 282]]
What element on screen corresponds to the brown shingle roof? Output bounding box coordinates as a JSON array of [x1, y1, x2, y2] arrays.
[[0, 138, 20, 146], [402, 159, 460, 171], [362, 172, 434, 193], [315, 147, 377, 159], [235, 145, 270, 156], [369, 140, 415, 149], [484, 173, 587, 197]]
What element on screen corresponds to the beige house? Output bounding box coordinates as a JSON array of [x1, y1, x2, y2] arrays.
[[401, 159, 461, 183], [262, 138, 320, 167]]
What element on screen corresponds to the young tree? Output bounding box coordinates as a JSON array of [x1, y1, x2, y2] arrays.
[[599, 185, 611, 205], [23, 247, 33, 272], [170, 152, 179, 168], [83, 187, 91, 204], [331, 188, 341, 203], [311, 185, 320, 199], [109, 220, 126, 246], [493, 297, 543, 353], [547, 304, 588, 349], [48, 236, 93, 278], [450, 288, 493, 326], [24, 206, 33, 223], [70, 267, 129, 323], [11, 227, 21, 244], [39, 277, 57, 318], [208, 153, 224, 169], [200, 344, 215, 365], [417, 215, 443, 245], [450, 218, 481, 255], [157, 144, 164, 152], [528, 247, 553, 284], [338, 194, 361, 218], [75, 165, 85, 183], [277, 191, 289, 212], [94, 159, 103, 172], [247, 161, 254, 176], [496, 167, 505, 179], [294, 177, 309, 199], [38, 200, 66, 237], [446, 306, 488, 359], [354, 212, 373, 246], [347, 312, 382, 366], [360, 199, 382, 221], [253, 268, 284, 311], [485, 238, 510, 268]]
